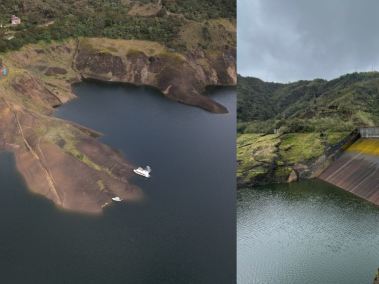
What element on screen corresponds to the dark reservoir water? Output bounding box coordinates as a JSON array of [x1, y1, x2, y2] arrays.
[[237, 179, 379, 284], [0, 81, 236, 283]]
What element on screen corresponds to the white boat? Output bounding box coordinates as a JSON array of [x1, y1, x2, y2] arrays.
[[112, 197, 122, 202], [134, 166, 151, 178]]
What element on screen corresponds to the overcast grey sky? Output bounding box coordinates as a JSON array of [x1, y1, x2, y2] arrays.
[[238, 0, 379, 83]]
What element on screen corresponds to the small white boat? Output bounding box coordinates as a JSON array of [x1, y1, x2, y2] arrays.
[[134, 166, 151, 178], [112, 197, 122, 202]]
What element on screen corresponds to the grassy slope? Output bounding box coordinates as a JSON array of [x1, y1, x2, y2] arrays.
[[237, 131, 350, 186]]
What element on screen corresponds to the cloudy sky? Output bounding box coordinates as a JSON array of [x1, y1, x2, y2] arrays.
[[238, 0, 379, 83]]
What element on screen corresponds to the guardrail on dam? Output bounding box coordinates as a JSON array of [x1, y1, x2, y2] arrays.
[[357, 127, 379, 138], [319, 128, 379, 205]]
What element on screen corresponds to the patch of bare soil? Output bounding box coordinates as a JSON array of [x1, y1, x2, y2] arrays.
[[10, 74, 62, 115], [45, 67, 68, 76], [301, 111, 315, 119], [128, 3, 161, 16], [38, 21, 54, 27], [0, 92, 141, 213], [36, 65, 47, 71], [0, 64, 8, 78], [66, 77, 81, 84]]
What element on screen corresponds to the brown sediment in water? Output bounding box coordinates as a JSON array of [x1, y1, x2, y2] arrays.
[[0, 38, 235, 213]]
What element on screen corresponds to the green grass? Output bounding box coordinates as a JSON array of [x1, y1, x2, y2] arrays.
[[237, 133, 281, 180], [280, 133, 324, 163], [33, 123, 47, 135], [126, 49, 145, 58], [274, 166, 292, 178], [97, 180, 108, 193], [43, 119, 102, 170], [40, 117, 123, 181], [327, 132, 350, 144], [158, 52, 186, 63], [237, 133, 264, 147], [237, 131, 351, 184]]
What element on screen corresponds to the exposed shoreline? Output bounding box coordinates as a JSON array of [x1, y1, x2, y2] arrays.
[[0, 38, 236, 213]]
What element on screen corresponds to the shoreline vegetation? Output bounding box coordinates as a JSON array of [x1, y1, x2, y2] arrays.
[[237, 72, 379, 188], [0, 1, 236, 213]]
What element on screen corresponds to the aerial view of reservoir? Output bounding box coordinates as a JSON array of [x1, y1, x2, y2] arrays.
[[0, 81, 236, 283], [237, 179, 379, 284]]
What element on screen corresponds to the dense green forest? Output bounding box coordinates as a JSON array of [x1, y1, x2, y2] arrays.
[[162, 0, 236, 20], [0, 13, 183, 50], [237, 72, 379, 134], [0, 0, 236, 53], [0, 0, 235, 23]]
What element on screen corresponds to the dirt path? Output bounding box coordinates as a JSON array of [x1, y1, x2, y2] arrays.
[[1, 86, 61, 204], [38, 21, 54, 27], [36, 130, 66, 206], [70, 38, 82, 77]]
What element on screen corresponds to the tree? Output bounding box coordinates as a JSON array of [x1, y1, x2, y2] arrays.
[[43, 30, 51, 43], [105, 18, 112, 27]]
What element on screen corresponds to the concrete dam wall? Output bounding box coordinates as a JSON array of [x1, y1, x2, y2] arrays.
[[319, 138, 379, 205], [357, 127, 379, 138]]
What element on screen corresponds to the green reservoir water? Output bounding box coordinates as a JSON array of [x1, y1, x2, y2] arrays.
[[0, 81, 236, 283], [238, 179, 379, 284]]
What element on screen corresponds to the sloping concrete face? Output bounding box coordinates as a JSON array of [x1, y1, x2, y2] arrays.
[[319, 138, 379, 204]]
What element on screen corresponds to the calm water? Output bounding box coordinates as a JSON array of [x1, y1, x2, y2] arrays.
[[0, 81, 236, 283], [237, 179, 379, 284]]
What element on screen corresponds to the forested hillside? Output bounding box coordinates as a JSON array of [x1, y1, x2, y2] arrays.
[[0, 0, 235, 23], [237, 72, 379, 134], [0, 0, 236, 53]]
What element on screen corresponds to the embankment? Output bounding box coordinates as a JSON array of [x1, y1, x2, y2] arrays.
[[237, 131, 357, 188]]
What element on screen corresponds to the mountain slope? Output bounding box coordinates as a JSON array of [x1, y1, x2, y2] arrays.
[[237, 72, 379, 126], [236, 72, 379, 188]]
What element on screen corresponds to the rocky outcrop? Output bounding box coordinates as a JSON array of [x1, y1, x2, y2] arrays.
[[287, 170, 297, 182], [10, 73, 63, 115], [74, 38, 236, 113], [304, 132, 359, 179], [237, 132, 358, 188], [374, 269, 379, 284]]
